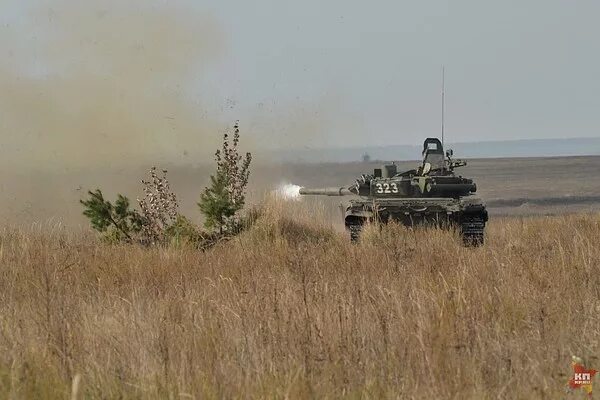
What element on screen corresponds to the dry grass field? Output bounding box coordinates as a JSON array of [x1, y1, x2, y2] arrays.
[[1, 199, 599, 399]]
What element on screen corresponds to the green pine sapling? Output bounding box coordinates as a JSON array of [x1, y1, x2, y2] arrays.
[[80, 189, 144, 242], [199, 121, 252, 234]]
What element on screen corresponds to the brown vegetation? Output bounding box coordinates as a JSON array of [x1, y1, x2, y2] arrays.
[[0, 201, 599, 399]]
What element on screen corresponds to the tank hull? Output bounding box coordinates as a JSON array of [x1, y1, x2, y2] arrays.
[[343, 196, 488, 244]]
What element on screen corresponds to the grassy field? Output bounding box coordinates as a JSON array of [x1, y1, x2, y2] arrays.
[[0, 200, 599, 399]]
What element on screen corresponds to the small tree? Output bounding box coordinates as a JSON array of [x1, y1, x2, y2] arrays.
[[199, 121, 252, 233], [81, 189, 144, 242], [82, 168, 180, 245]]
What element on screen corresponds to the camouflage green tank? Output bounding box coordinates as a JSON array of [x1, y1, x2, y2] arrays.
[[299, 138, 488, 245]]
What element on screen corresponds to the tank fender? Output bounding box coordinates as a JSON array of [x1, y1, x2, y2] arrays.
[[462, 204, 488, 222], [345, 209, 375, 219]]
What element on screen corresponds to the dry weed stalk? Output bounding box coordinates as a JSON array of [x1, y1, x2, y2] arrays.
[[216, 121, 252, 209], [138, 167, 179, 244]]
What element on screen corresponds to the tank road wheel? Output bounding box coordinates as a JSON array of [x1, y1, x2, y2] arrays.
[[346, 216, 366, 242], [348, 223, 363, 242], [460, 216, 485, 246]]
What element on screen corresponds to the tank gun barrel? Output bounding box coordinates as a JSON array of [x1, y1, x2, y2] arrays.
[[299, 187, 354, 196]]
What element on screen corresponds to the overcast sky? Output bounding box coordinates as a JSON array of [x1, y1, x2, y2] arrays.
[[1, 0, 599, 166], [206, 0, 600, 147]]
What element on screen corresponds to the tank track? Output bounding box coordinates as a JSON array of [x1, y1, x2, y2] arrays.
[[460, 215, 485, 246], [346, 215, 486, 245]]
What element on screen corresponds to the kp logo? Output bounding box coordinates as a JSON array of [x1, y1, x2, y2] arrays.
[[568, 356, 597, 397]]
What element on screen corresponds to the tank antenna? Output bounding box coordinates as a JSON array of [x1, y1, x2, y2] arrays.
[[441, 65, 445, 148]]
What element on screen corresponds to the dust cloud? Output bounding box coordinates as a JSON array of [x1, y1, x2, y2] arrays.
[[0, 0, 223, 170], [0, 1, 234, 225], [0, 0, 354, 226]]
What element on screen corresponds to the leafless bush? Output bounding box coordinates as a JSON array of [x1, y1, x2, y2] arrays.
[[218, 120, 252, 209], [137, 167, 179, 245]]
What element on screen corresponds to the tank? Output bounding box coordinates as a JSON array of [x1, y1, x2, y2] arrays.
[[299, 138, 488, 245]]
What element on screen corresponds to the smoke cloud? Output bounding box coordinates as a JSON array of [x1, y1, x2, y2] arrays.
[[0, 0, 224, 170], [275, 183, 302, 201]]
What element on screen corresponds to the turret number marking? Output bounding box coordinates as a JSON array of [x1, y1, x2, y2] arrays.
[[375, 182, 399, 194]]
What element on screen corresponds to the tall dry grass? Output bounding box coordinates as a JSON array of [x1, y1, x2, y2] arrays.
[[0, 201, 599, 399]]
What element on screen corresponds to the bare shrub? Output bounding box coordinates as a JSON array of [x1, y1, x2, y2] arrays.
[[137, 167, 179, 245]]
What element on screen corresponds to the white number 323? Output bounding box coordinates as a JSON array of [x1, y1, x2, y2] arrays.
[[375, 182, 399, 194]]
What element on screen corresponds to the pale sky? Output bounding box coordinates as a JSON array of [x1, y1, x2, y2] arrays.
[[204, 0, 600, 147], [1, 0, 599, 166]]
